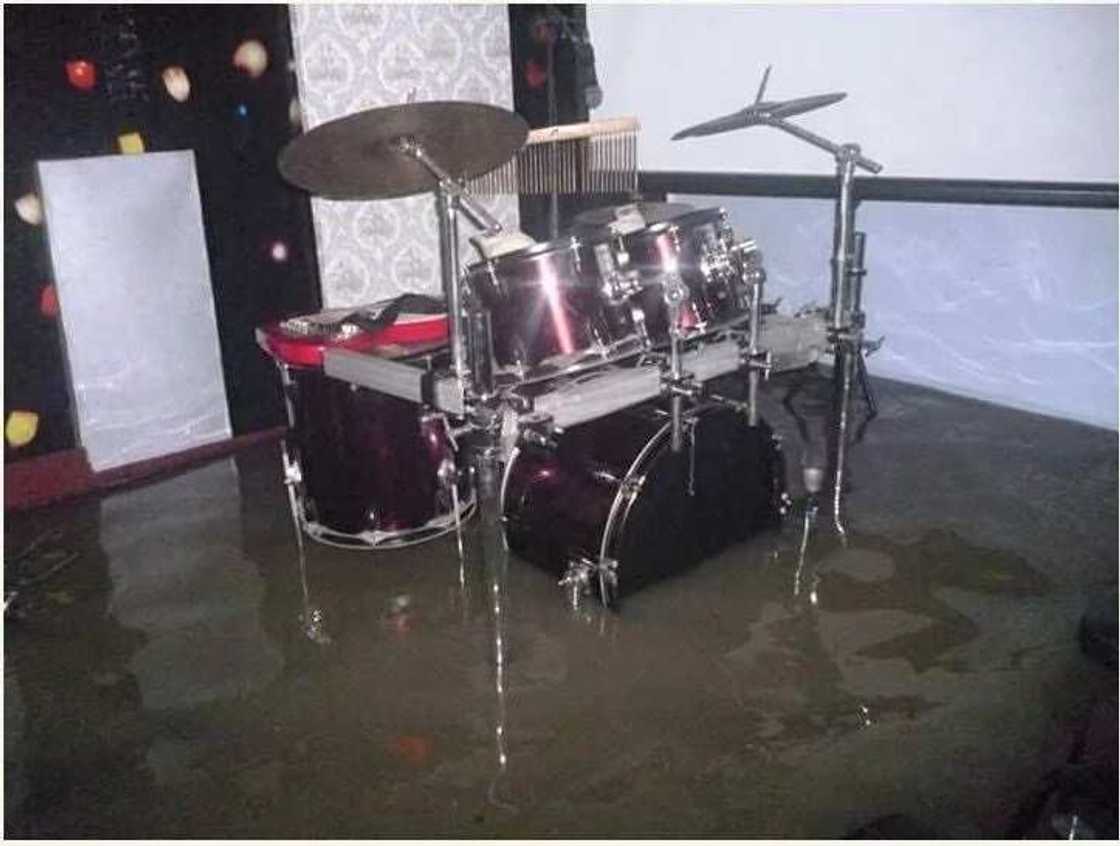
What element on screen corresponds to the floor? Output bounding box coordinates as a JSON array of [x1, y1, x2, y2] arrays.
[[4, 370, 1117, 838]]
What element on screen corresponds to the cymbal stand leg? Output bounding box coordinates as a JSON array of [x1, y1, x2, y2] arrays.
[[825, 144, 863, 538], [829, 339, 855, 540], [275, 363, 330, 645], [852, 348, 879, 444]]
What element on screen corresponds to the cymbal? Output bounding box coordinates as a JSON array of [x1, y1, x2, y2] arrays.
[[278, 101, 529, 200], [572, 201, 694, 229], [672, 92, 846, 141]]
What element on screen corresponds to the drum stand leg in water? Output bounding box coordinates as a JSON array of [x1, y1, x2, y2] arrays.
[[824, 144, 883, 538], [745, 95, 884, 536]]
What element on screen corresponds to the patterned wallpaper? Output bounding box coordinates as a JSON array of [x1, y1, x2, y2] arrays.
[[290, 4, 520, 308]]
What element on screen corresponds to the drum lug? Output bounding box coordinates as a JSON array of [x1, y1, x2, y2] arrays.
[[559, 555, 619, 610], [601, 268, 643, 305], [559, 557, 595, 609], [518, 414, 558, 451], [281, 440, 303, 487], [597, 558, 619, 608]]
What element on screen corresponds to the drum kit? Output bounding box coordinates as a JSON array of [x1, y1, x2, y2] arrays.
[[260, 69, 882, 612]]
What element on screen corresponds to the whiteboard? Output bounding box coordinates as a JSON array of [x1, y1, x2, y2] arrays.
[[39, 152, 231, 472], [589, 4, 1118, 182]]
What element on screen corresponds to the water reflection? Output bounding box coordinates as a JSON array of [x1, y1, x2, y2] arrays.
[[4, 502, 156, 836], [735, 496, 1057, 746], [104, 458, 284, 711]]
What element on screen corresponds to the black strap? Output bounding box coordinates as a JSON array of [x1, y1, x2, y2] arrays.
[[343, 293, 446, 334]]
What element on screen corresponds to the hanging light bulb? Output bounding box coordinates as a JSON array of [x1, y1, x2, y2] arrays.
[[5, 411, 40, 448], [161, 66, 191, 102], [65, 59, 97, 91], [269, 240, 289, 263], [14, 193, 43, 226], [233, 39, 269, 79]]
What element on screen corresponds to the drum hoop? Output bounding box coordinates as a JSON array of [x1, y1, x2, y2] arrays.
[[498, 443, 521, 521], [636, 207, 726, 238], [483, 235, 581, 268], [300, 492, 476, 550], [598, 412, 678, 566]]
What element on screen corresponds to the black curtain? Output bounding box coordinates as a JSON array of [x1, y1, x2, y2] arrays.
[[4, 4, 320, 463], [508, 4, 594, 240]]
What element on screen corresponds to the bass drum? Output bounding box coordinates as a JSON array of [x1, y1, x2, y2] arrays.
[[500, 401, 785, 598]]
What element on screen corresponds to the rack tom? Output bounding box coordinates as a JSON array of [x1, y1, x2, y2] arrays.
[[465, 236, 640, 378], [576, 207, 754, 345]]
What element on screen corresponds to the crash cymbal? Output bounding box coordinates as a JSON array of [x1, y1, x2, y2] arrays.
[[278, 101, 529, 200], [672, 91, 846, 141], [572, 201, 694, 229]]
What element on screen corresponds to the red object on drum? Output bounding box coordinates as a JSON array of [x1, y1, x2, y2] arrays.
[[256, 312, 449, 368]]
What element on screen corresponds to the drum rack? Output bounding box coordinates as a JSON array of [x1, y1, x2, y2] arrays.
[[323, 311, 829, 431]]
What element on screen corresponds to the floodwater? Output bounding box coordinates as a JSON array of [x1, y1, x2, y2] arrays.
[[4, 374, 1116, 838]]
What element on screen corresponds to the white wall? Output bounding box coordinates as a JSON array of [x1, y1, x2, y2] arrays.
[[588, 4, 1118, 428], [590, 4, 1118, 182], [675, 193, 1118, 429]]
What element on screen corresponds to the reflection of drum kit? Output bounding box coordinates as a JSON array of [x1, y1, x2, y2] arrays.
[[263, 76, 881, 607]]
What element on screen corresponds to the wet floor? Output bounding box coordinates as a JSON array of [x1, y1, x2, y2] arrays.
[[4, 372, 1117, 838]]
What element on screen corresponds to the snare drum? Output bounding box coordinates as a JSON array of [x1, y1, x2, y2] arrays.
[[500, 401, 785, 599], [257, 307, 474, 549], [580, 208, 752, 345], [465, 236, 640, 377]]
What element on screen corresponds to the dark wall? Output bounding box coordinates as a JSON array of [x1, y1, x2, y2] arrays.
[[507, 4, 598, 240], [4, 4, 320, 464]]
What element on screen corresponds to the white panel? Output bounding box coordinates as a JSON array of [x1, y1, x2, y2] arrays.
[[38, 152, 232, 471], [290, 4, 521, 308], [590, 4, 1118, 182]]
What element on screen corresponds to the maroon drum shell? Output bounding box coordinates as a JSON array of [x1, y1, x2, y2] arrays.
[[501, 402, 784, 595], [580, 208, 747, 343], [465, 237, 622, 371], [286, 366, 461, 538]]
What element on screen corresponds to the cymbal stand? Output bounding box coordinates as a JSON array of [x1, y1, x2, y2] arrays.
[[397, 137, 504, 388], [276, 363, 331, 645], [397, 137, 512, 592], [757, 118, 882, 534]]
